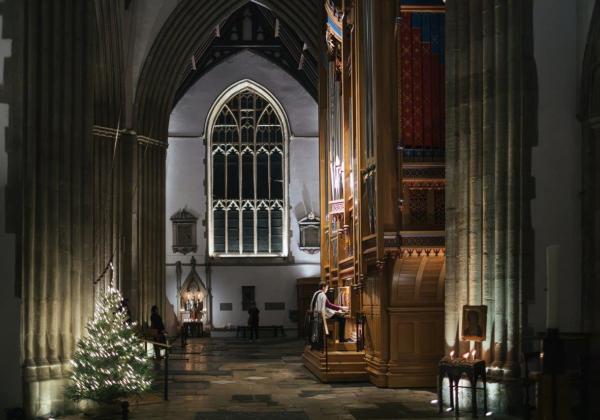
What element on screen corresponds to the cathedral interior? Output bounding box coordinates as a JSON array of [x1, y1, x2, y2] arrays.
[[0, 0, 599, 419]]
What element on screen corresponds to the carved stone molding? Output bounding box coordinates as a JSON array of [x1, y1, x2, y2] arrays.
[[92, 125, 127, 139], [137, 134, 168, 149]]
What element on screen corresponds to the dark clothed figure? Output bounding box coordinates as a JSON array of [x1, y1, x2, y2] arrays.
[[248, 304, 260, 340], [121, 298, 132, 324], [309, 282, 349, 348], [150, 305, 166, 358]]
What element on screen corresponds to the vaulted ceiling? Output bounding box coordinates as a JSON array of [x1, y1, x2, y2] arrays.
[[174, 2, 318, 105], [134, 0, 320, 141]]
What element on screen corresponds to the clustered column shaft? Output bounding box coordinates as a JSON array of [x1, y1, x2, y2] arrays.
[[20, 0, 95, 413], [444, 0, 535, 377]]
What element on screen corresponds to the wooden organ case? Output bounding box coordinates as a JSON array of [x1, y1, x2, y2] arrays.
[[303, 0, 446, 388]]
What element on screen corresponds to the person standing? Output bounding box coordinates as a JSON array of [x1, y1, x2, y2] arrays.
[[150, 305, 166, 358], [248, 302, 260, 340], [121, 298, 133, 324]]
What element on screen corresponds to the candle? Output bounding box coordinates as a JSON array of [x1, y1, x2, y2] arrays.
[[471, 349, 476, 360], [546, 245, 560, 329], [450, 350, 455, 360], [462, 352, 470, 360]]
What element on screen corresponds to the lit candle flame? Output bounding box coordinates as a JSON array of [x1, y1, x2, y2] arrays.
[[471, 349, 477, 359], [462, 352, 470, 359], [450, 350, 455, 359]]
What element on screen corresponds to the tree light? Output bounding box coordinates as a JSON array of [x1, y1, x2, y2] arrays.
[[65, 285, 153, 403]]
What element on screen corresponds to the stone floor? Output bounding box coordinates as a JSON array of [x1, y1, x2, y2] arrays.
[[62, 337, 514, 419]]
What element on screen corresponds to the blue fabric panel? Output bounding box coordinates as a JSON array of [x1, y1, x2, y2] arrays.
[[411, 13, 422, 32], [422, 14, 431, 43], [410, 11, 445, 63]]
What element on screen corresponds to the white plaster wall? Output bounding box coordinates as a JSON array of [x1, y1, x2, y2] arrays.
[[210, 265, 319, 328], [169, 49, 318, 138], [165, 50, 320, 330], [0, 13, 20, 412], [531, 0, 590, 333], [165, 137, 207, 262]]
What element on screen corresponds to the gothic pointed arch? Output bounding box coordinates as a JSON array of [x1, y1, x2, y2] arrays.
[[206, 80, 290, 257], [179, 257, 208, 317], [133, 0, 318, 141]]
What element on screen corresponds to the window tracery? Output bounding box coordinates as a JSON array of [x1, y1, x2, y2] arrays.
[[208, 82, 288, 257]]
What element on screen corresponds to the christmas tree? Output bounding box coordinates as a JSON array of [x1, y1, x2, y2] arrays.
[[66, 285, 153, 403]]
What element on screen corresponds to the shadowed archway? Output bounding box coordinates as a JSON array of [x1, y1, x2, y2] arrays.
[[133, 0, 319, 141]]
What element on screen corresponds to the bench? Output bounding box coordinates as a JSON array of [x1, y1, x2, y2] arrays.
[[235, 325, 286, 338]]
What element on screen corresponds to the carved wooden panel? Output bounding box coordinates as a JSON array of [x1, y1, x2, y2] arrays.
[[391, 255, 444, 307], [389, 310, 444, 364], [365, 311, 382, 357]]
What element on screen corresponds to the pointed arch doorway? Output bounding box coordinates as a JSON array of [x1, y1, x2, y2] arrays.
[[178, 257, 210, 326]]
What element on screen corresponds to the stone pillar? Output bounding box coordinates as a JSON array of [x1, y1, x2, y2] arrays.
[[92, 0, 126, 298], [14, 0, 96, 415], [580, 5, 600, 415], [444, 0, 536, 412], [133, 136, 167, 325]]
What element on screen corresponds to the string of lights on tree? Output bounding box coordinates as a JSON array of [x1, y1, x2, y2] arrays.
[[66, 285, 152, 403]]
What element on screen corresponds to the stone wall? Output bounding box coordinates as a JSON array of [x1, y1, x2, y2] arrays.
[[166, 50, 320, 331]]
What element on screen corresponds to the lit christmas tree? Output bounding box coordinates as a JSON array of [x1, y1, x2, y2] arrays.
[[66, 285, 152, 403]]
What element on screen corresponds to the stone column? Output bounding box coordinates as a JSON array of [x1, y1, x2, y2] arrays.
[[445, 0, 536, 411], [133, 136, 167, 325], [14, 0, 96, 415], [580, 6, 600, 414], [92, 0, 127, 298]]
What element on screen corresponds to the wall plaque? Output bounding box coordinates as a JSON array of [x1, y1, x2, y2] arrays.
[[171, 207, 198, 255], [298, 212, 320, 254], [220, 303, 233, 311]]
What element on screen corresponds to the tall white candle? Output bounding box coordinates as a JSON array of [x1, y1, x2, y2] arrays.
[[546, 244, 560, 329]]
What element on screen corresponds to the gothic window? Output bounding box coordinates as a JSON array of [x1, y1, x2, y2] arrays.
[[207, 81, 288, 257]]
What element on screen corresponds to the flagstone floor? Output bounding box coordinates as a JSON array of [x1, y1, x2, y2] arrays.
[[62, 337, 514, 420]]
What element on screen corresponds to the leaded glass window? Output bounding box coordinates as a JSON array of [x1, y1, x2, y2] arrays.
[[208, 81, 288, 257]]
